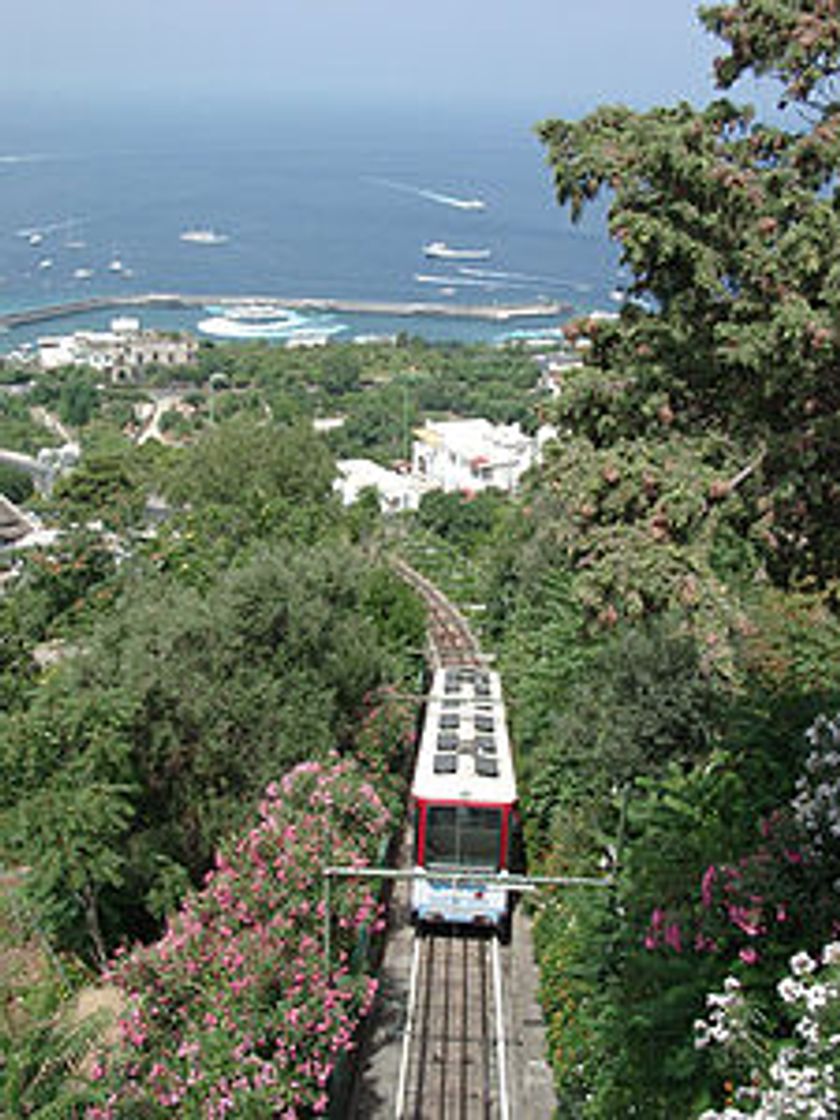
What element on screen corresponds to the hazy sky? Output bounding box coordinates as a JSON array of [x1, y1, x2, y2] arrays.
[[7, 1, 721, 118]]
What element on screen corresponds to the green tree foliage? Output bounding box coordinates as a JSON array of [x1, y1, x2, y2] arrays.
[[0, 976, 111, 1117], [51, 454, 147, 531], [520, 5, 840, 1112], [0, 684, 137, 964], [1, 541, 423, 958], [538, 3, 840, 586], [162, 414, 337, 548], [0, 462, 34, 504]]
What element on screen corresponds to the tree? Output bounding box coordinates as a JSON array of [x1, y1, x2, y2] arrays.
[[538, 1, 840, 587]]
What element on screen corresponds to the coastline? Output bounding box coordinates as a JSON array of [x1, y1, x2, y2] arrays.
[[0, 292, 570, 332]]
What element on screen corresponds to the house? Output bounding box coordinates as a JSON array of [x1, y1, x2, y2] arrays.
[[334, 459, 430, 514], [411, 418, 549, 495], [37, 317, 198, 382]]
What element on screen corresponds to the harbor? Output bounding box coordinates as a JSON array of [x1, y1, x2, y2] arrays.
[[0, 292, 569, 333]]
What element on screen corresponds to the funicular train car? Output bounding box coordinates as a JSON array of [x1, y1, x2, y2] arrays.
[[410, 664, 519, 938]]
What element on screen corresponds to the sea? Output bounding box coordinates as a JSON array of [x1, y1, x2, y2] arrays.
[[0, 97, 620, 350]]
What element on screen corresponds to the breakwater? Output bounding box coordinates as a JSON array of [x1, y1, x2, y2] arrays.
[[0, 292, 569, 331]]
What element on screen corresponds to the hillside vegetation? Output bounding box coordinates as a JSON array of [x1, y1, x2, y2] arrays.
[[2, 2, 840, 1116]]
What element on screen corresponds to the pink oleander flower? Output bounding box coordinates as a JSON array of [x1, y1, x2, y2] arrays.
[[664, 922, 682, 952]]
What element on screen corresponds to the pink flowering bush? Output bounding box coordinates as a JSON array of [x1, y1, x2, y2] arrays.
[[353, 685, 418, 791], [89, 757, 392, 1118], [644, 713, 840, 974]]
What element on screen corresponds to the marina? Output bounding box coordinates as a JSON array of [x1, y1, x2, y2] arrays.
[[0, 292, 569, 333]]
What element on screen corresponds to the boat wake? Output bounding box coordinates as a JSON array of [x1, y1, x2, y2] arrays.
[[198, 304, 345, 341], [0, 154, 54, 166], [367, 176, 486, 211], [459, 266, 592, 292], [414, 272, 505, 290]]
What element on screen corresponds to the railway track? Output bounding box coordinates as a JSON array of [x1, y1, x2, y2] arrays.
[[391, 558, 483, 668], [396, 930, 509, 1120], [381, 559, 509, 1119]]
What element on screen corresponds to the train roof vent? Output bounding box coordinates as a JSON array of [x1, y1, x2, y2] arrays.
[[439, 712, 460, 730], [475, 736, 497, 755], [474, 714, 495, 733], [437, 733, 459, 752], [433, 754, 458, 774], [475, 756, 499, 778]]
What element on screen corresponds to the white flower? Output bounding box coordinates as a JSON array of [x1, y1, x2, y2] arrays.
[[795, 1015, 820, 1045], [778, 976, 803, 1003], [806, 984, 829, 1013], [790, 950, 817, 977]]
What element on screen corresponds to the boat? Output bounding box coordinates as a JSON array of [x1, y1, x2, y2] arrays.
[[197, 303, 344, 342], [180, 228, 229, 245], [28, 232, 44, 246], [108, 259, 125, 273], [418, 190, 487, 211], [424, 240, 491, 261], [37, 258, 53, 270], [73, 268, 93, 280], [215, 303, 302, 324]]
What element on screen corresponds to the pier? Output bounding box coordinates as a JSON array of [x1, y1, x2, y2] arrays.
[[0, 292, 569, 331]]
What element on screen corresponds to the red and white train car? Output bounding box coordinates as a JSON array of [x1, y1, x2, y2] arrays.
[[410, 665, 519, 937]]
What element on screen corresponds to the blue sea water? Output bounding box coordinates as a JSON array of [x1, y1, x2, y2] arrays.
[[0, 98, 619, 347]]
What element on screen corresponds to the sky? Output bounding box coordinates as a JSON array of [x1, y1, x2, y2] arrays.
[[5, 0, 722, 119]]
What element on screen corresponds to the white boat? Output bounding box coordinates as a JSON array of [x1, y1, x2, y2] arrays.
[[108, 259, 125, 273], [418, 190, 487, 211], [445, 197, 486, 211], [28, 232, 44, 246], [424, 240, 491, 261], [73, 267, 93, 280], [218, 303, 302, 324], [180, 228, 229, 245], [37, 258, 53, 270], [198, 304, 344, 342]]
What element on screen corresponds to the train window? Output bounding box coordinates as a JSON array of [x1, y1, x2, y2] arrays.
[[425, 806, 502, 869]]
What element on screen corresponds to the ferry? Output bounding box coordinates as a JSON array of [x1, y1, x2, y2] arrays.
[[197, 303, 344, 342], [424, 241, 491, 261], [179, 229, 229, 246]]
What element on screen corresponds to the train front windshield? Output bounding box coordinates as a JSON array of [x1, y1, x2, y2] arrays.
[[425, 805, 503, 869]]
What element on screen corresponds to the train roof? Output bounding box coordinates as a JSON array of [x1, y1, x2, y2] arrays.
[[412, 681, 517, 805], [427, 665, 504, 704]]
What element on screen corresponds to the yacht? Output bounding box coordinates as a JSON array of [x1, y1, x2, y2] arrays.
[[180, 228, 229, 245], [73, 268, 93, 280], [424, 241, 491, 261]]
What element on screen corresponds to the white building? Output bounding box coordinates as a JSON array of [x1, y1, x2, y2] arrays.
[[37, 318, 197, 382], [334, 459, 430, 514], [411, 418, 550, 495]]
